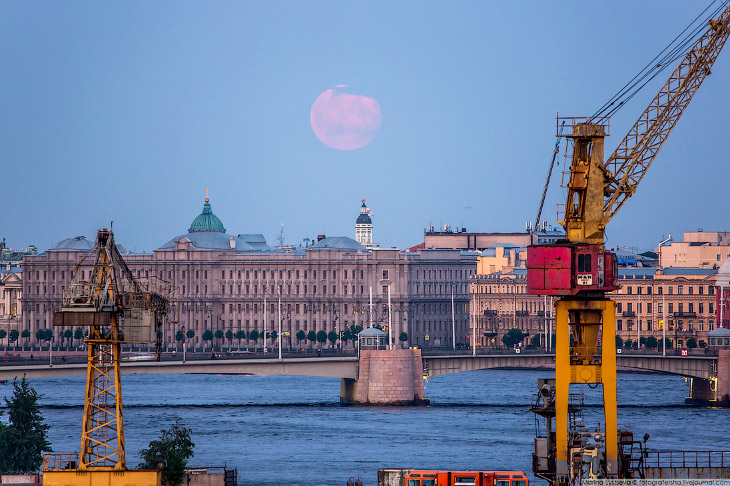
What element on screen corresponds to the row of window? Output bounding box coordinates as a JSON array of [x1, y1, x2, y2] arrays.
[[623, 284, 714, 295], [617, 319, 715, 332], [617, 302, 714, 314]]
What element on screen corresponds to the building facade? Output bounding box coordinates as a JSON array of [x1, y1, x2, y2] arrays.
[[423, 227, 564, 251], [660, 231, 730, 268], [0, 265, 22, 337], [20, 197, 477, 350], [469, 266, 719, 349]]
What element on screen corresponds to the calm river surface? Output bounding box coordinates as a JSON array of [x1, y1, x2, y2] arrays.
[[1, 370, 726, 486]]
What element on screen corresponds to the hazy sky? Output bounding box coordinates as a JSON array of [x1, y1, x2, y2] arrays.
[[2, 1, 728, 253]]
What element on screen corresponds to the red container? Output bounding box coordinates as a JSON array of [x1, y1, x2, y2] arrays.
[[527, 244, 618, 296]]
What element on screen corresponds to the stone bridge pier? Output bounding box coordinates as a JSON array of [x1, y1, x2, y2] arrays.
[[340, 348, 427, 405], [689, 350, 730, 405]]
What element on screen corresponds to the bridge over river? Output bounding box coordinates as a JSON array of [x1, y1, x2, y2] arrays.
[[1, 350, 723, 405]]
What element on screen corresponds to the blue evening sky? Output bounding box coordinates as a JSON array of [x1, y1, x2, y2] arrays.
[[1, 1, 728, 253]]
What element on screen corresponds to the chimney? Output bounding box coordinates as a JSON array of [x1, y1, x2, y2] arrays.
[[317, 234, 326, 242]]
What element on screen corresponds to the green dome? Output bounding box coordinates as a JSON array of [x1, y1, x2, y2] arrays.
[[189, 197, 226, 233]]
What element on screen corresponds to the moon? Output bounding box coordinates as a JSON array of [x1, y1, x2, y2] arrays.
[[310, 86, 381, 150]]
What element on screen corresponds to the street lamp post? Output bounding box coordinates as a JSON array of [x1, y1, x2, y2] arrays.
[[264, 291, 268, 353], [637, 291, 641, 349], [278, 293, 282, 361], [388, 286, 392, 350], [451, 282, 456, 350], [658, 235, 671, 357], [471, 286, 476, 357]]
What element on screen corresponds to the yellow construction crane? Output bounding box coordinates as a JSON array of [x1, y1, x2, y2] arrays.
[[528, 4, 730, 485], [43, 228, 169, 486]]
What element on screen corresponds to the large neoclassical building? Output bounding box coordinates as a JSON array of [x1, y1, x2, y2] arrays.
[[21, 198, 477, 349]]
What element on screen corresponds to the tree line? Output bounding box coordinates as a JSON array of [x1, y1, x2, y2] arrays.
[[175, 324, 409, 350]]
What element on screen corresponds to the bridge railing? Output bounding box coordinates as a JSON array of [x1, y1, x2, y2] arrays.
[[644, 450, 730, 468]]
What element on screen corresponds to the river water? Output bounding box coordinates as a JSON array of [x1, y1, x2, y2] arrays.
[[1, 370, 726, 486]]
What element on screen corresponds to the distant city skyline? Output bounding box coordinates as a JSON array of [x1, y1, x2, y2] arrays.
[[1, 2, 728, 252]]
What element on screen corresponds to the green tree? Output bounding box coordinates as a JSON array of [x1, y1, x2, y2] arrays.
[[9, 329, 19, 348], [235, 330, 246, 349], [328, 331, 338, 347], [307, 330, 316, 345], [139, 418, 195, 486], [0, 329, 7, 348], [399, 331, 408, 347], [645, 336, 658, 350], [296, 330, 306, 345], [175, 330, 185, 346], [225, 330, 234, 348], [35, 329, 44, 345], [202, 329, 214, 349], [658, 337, 673, 352], [530, 334, 542, 347], [316, 330, 328, 349], [686, 337, 697, 349], [502, 328, 527, 347], [342, 329, 353, 345], [22, 329, 31, 347], [249, 329, 260, 347], [699, 339, 707, 348], [43, 329, 53, 343], [624, 339, 633, 349], [270, 330, 278, 342], [0, 378, 52, 473], [214, 329, 224, 350], [74, 327, 84, 347], [63, 329, 73, 347], [615, 335, 624, 349]]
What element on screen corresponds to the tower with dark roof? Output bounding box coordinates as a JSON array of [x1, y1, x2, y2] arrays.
[[355, 199, 378, 249]]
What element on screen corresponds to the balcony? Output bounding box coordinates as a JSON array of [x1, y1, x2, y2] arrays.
[[621, 311, 636, 317], [673, 312, 697, 318], [675, 329, 698, 337]]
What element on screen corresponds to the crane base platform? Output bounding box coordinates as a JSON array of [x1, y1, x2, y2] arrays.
[[43, 469, 160, 486]]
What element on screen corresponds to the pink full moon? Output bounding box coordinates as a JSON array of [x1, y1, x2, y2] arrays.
[[310, 86, 381, 150]]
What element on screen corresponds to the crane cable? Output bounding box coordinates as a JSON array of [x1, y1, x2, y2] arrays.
[[534, 120, 565, 231], [589, 0, 728, 122]]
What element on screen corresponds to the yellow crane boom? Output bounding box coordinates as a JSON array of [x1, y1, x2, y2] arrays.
[[561, 6, 730, 247]]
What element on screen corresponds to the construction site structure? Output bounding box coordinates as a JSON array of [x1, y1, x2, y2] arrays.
[[527, 5, 730, 486], [43, 228, 169, 486]]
